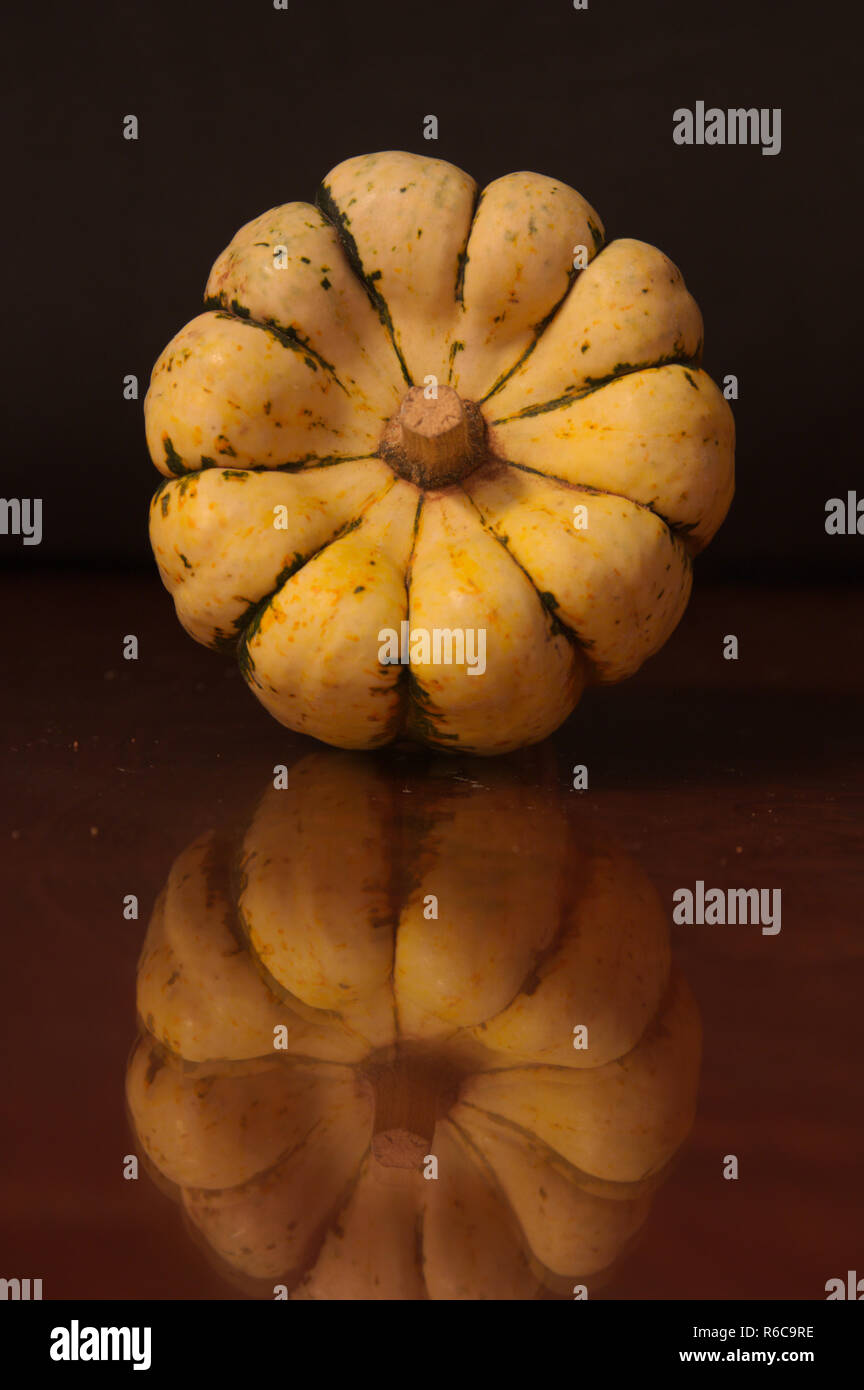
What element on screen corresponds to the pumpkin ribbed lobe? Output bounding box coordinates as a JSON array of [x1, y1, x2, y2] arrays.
[[379, 385, 486, 489]]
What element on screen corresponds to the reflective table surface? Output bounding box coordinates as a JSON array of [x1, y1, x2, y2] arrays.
[[2, 576, 861, 1298]]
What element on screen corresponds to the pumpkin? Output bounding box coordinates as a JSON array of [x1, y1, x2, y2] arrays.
[[127, 752, 701, 1298], [145, 151, 734, 755]]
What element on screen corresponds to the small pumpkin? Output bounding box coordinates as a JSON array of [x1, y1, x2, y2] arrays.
[[146, 150, 734, 754], [127, 752, 701, 1298]]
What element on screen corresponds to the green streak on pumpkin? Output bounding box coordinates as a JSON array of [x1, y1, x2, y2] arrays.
[[587, 218, 605, 252], [210, 627, 241, 656], [162, 436, 185, 475], [454, 185, 480, 307], [447, 340, 465, 379], [315, 180, 412, 385], [493, 353, 702, 423], [205, 304, 349, 393], [231, 505, 378, 677], [460, 486, 594, 656], [477, 260, 581, 406], [404, 669, 461, 747]]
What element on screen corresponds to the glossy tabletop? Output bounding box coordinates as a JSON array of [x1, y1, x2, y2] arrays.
[[1, 575, 861, 1299]]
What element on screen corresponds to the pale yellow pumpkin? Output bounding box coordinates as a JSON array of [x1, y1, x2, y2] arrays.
[[127, 752, 701, 1298], [145, 151, 734, 753]]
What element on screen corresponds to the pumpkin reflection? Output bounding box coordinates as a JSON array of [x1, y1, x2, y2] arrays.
[[126, 751, 700, 1298]]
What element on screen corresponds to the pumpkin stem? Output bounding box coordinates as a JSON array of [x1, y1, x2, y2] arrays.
[[371, 1128, 428, 1173], [362, 1044, 460, 1171], [380, 385, 485, 488]]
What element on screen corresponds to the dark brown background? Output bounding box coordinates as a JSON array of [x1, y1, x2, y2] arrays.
[[3, 0, 862, 579]]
